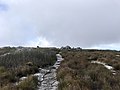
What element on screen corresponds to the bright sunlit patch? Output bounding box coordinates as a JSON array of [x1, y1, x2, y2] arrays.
[[25, 37, 55, 47]]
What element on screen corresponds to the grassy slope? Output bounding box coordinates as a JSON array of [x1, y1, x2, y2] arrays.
[[0, 47, 59, 90], [57, 50, 120, 90]]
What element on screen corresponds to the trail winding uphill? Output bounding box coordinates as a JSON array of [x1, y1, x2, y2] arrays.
[[17, 53, 64, 90], [36, 54, 64, 90]]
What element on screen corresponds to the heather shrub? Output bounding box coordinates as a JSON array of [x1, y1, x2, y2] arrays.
[[57, 50, 120, 90]]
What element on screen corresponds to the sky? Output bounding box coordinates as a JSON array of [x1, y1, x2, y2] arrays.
[[0, 0, 120, 50]]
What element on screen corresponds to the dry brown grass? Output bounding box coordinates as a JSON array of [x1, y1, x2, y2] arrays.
[[57, 50, 120, 90]]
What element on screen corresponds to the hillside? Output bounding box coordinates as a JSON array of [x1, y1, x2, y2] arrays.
[[57, 49, 120, 90], [0, 47, 59, 90], [1, 47, 120, 90]]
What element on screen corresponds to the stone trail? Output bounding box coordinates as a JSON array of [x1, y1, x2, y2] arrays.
[[17, 54, 64, 90], [36, 54, 64, 90]]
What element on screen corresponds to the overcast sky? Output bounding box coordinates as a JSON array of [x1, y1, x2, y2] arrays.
[[0, 0, 120, 49]]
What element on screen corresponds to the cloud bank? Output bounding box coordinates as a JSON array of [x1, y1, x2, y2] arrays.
[[0, 0, 120, 49]]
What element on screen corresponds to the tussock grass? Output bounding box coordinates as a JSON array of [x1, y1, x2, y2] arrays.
[[57, 50, 120, 90]]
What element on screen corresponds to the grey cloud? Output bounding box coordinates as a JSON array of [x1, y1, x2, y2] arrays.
[[35, 0, 120, 47], [0, 0, 120, 48]]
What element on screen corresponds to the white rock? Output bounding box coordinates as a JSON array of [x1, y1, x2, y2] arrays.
[[20, 77, 27, 81], [116, 55, 120, 57], [91, 61, 116, 75]]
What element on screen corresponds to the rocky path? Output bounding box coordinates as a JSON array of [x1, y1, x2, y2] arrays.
[[17, 54, 64, 90], [35, 54, 64, 90], [91, 61, 116, 75]]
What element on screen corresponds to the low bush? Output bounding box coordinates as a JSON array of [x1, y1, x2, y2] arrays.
[[18, 76, 38, 90], [57, 50, 120, 90]]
